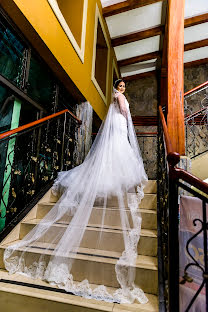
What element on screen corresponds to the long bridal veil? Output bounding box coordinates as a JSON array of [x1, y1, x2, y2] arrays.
[[4, 88, 148, 304]]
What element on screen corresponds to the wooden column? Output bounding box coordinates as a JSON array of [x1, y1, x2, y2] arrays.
[[166, 0, 185, 155]]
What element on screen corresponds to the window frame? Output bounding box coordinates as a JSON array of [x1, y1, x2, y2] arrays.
[[91, 4, 110, 105], [112, 59, 119, 87], [47, 0, 88, 63]]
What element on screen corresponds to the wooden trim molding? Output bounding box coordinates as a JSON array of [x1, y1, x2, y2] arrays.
[[185, 13, 208, 28], [103, 0, 163, 18], [111, 25, 164, 47], [47, 0, 88, 63], [132, 116, 157, 126]]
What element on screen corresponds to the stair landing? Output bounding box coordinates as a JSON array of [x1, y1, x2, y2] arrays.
[[0, 180, 158, 311]]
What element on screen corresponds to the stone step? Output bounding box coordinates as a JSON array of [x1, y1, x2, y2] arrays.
[[0, 242, 158, 295], [36, 204, 157, 230], [144, 180, 157, 194], [50, 193, 157, 210], [19, 220, 157, 256], [49, 180, 157, 206], [93, 193, 157, 210], [0, 269, 158, 311]]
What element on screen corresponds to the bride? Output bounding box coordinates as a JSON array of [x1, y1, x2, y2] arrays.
[[4, 79, 148, 304]]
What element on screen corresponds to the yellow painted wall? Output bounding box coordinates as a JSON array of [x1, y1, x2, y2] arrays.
[[10, 0, 118, 120]]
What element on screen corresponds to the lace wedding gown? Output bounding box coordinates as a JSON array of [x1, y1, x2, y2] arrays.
[[4, 88, 148, 304]]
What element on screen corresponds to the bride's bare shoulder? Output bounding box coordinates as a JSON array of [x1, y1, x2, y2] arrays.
[[114, 92, 124, 100]]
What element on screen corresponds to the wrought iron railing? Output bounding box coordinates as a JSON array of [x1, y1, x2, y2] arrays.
[[184, 81, 208, 159], [136, 132, 157, 180], [0, 109, 81, 234], [158, 105, 208, 312]]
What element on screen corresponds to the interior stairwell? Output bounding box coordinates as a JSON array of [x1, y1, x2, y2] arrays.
[[0, 180, 159, 312]]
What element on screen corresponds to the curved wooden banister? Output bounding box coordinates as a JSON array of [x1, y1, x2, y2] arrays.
[[175, 168, 208, 195], [159, 105, 208, 195], [159, 106, 180, 166], [0, 109, 81, 141], [159, 106, 173, 154], [184, 80, 208, 97]]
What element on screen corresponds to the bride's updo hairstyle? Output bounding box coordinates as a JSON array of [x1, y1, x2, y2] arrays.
[[114, 78, 125, 89]]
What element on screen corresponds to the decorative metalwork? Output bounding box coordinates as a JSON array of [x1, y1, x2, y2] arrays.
[[137, 133, 157, 180], [157, 110, 169, 311], [0, 112, 78, 231], [178, 182, 208, 312], [158, 105, 208, 311], [184, 85, 208, 158]]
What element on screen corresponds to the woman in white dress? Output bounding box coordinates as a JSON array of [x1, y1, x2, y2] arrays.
[[4, 79, 148, 304]]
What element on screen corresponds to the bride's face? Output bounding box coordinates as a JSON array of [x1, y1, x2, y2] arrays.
[[117, 81, 125, 94]]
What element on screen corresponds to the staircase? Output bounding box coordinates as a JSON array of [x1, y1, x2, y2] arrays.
[[0, 180, 158, 312]]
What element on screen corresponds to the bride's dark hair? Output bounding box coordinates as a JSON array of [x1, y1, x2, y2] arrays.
[[114, 78, 125, 89]]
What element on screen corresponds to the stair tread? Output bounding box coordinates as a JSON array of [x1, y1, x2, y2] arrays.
[[0, 269, 158, 311], [38, 203, 157, 213], [21, 219, 157, 237], [1, 240, 158, 270]]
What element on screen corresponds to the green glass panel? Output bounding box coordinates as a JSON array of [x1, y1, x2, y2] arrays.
[[0, 98, 21, 231], [27, 54, 55, 111], [0, 19, 24, 86]]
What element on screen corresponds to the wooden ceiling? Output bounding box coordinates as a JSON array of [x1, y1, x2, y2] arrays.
[[101, 0, 208, 80]]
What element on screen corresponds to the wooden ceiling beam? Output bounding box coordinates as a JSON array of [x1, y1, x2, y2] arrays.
[[121, 57, 208, 77], [184, 38, 208, 51], [185, 13, 208, 28], [112, 25, 164, 47], [106, 11, 208, 50], [118, 51, 160, 67], [117, 38, 207, 68], [184, 58, 208, 68], [123, 70, 156, 81], [103, 0, 163, 18]]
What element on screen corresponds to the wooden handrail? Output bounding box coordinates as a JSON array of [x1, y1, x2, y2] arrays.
[[159, 105, 208, 195], [159, 106, 173, 154], [0, 109, 81, 141], [175, 168, 208, 195], [185, 106, 208, 120], [184, 80, 208, 97]]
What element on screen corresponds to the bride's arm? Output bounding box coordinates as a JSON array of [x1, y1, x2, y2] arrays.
[[117, 94, 128, 119]]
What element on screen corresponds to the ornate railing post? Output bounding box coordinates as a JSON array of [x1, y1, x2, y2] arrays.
[[167, 152, 180, 311]]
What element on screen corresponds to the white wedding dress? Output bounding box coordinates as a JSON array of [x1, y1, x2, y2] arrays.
[[4, 88, 148, 304]]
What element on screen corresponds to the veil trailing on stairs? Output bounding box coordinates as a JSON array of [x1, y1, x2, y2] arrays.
[[4, 88, 148, 304]]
